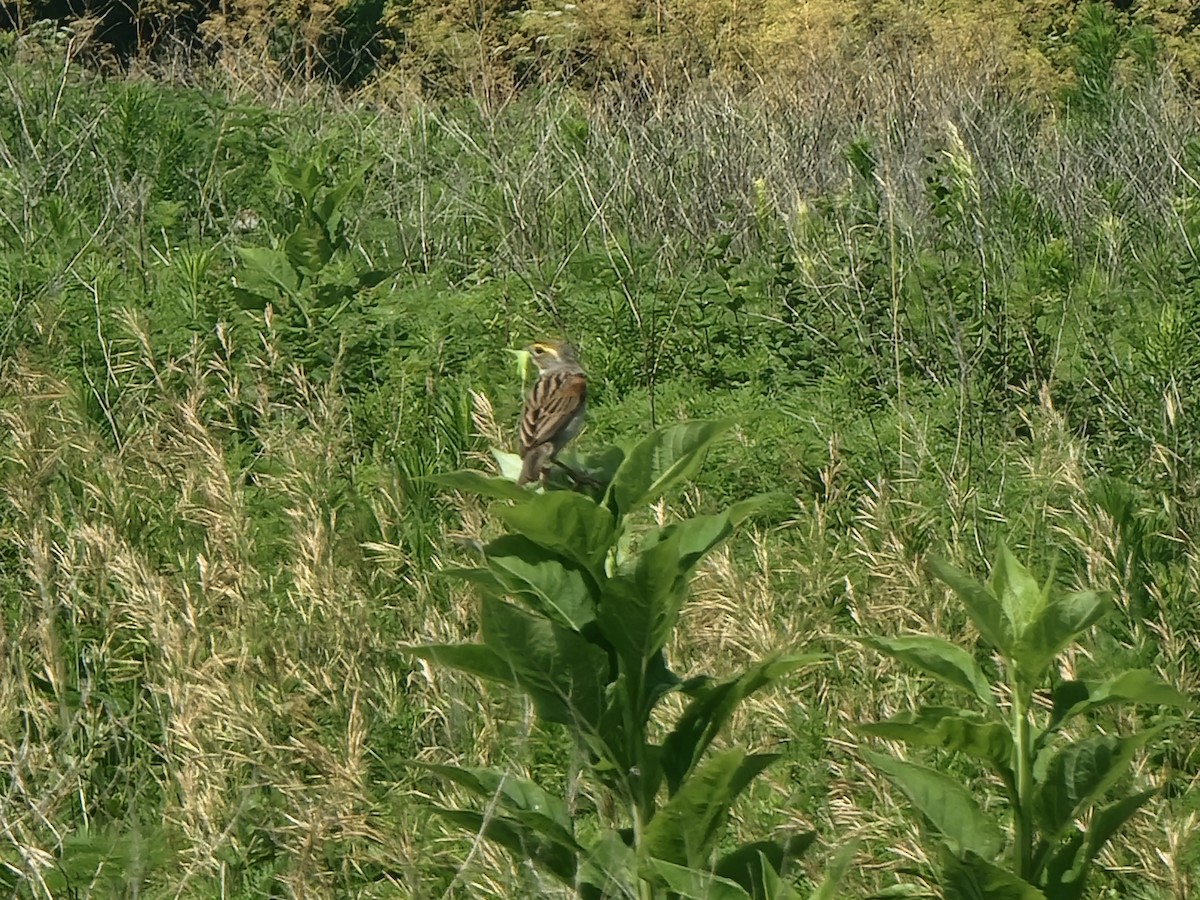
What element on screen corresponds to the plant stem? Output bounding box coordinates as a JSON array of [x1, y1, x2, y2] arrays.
[[1011, 684, 1034, 880]]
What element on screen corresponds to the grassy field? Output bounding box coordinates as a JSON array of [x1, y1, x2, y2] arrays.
[[1, 16, 1199, 899]]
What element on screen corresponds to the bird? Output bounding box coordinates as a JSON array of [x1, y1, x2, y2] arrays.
[[518, 340, 588, 487]]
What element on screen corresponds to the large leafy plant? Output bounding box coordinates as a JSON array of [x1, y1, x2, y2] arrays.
[[231, 154, 392, 380], [407, 420, 843, 899], [857, 544, 1192, 899]]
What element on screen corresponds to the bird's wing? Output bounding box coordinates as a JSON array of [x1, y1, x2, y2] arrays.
[[521, 371, 586, 451]]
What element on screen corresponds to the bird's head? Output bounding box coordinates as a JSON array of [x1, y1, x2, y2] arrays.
[[525, 340, 579, 371]]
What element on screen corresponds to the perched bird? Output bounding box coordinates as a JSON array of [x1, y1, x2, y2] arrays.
[[518, 340, 587, 486]]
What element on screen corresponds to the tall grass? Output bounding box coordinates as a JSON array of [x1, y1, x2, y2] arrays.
[[0, 18, 1197, 896]]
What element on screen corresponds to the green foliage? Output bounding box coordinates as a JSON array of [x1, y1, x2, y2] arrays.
[[858, 545, 1193, 898], [1, 33, 1200, 896], [232, 154, 396, 382], [409, 422, 834, 897]]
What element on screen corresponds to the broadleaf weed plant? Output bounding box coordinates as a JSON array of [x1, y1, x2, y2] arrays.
[[856, 543, 1193, 899], [406, 420, 848, 899]]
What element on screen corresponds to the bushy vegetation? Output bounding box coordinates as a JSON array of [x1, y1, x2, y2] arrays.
[[0, 5, 1199, 897], [9, 0, 1200, 92]]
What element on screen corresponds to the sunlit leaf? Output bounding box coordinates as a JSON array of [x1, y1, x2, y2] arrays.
[[428, 469, 531, 501], [400, 642, 517, 687], [493, 491, 615, 577], [644, 858, 756, 900], [1051, 669, 1194, 731], [491, 449, 525, 482], [862, 751, 1004, 860], [432, 807, 577, 884], [1070, 788, 1157, 882], [410, 762, 575, 838], [598, 494, 777, 671], [1013, 590, 1110, 685], [939, 849, 1046, 900], [988, 542, 1046, 636], [284, 220, 334, 273], [578, 830, 637, 900], [1033, 727, 1164, 835], [607, 418, 737, 516], [644, 749, 779, 867], [856, 635, 996, 709], [714, 834, 816, 900], [927, 556, 1013, 658], [597, 511, 736, 669], [663, 652, 824, 793], [859, 707, 1013, 784], [808, 840, 860, 900], [316, 173, 362, 235], [480, 599, 609, 731], [236, 246, 299, 295], [484, 534, 597, 630]]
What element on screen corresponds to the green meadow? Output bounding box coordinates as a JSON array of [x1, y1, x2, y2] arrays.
[[0, 8, 1199, 897]]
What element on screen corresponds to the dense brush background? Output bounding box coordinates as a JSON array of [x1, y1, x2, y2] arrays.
[[1, 1, 1199, 896]]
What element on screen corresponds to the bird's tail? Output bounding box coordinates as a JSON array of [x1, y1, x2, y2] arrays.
[[518, 444, 552, 486]]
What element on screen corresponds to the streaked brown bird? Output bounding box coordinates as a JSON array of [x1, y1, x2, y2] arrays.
[[518, 340, 587, 486]]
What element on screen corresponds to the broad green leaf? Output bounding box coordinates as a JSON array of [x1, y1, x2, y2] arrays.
[[400, 642, 517, 687], [859, 707, 1013, 784], [1038, 831, 1086, 900], [808, 840, 860, 900], [633, 493, 782, 562], [1047, 681, 1091, 733], [432, 807, 577, 884], [284, 221, 334, 273], [428, 469, 531, 501], [663, 653, 825, 793], [1013, 590, 1110, 685], [714, 833, 816, 899], [1051, 669, 1194, 731], [565, 444, 626, 491], [408, 762, 574, 837], [270, 155, 321, 203], [493, 491, 615, 577], [939, 849, 1046, 900], [644, 749, 779, 867], [584, 653, 679, 773], [1040, 789, 1157, 899], [484, 534, 597, 630], [578, 830, 638, 900], [236, 246, 299, 295], [436, 567, 505, 592], [596, 572, 664, 671], [1033, 728, 1164, 835], [594, 671, 635, 770], [988, 543, 1047, 636], [644, 859, 756, 900], [1068, 788, 1157, 883], [856, 635, 996, 710], [927, 556, 1014, 658], [607, 418, 737, 517], [480, 599, 609, 731], [596, 510, 738, 668], [749, 859, 803, 900], [316, 173, 362, 235], [862, 751, 1004, 860]]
